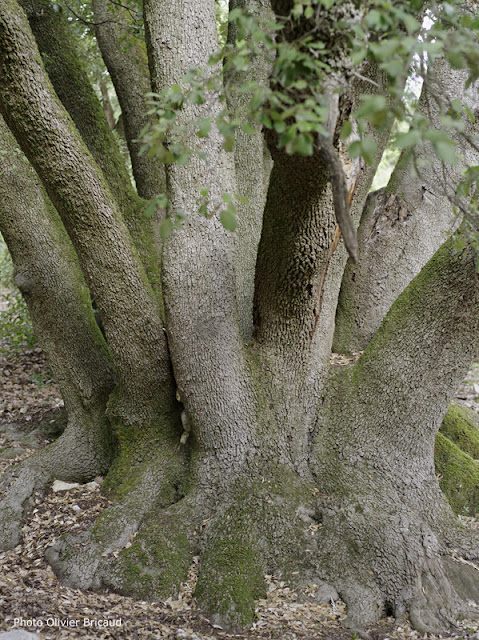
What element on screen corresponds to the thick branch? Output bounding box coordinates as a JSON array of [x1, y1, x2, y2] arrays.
[[19, 0, 134, 208], [144, 0, 258, 486], [351, 234, 479, 465], [317, 136, 358, 262], [20, 0, 163, 295], [334, 59, 479, 353], [0, 115, 115, 430], [226, 0, 274, 341], [253, 64, 390, 373], [0, 0, 175, 426], [93, 0, 165, 199]]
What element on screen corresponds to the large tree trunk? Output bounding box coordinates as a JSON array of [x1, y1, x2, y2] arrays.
[[0, 115, 115, 548], [0, 0, 478, 635]]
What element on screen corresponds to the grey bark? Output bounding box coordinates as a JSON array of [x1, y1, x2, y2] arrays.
[[0, 115, 115, 548], [226, 0, 274, 341], [0, 0, 175, 429], [0, 0, 477, 634], [20, 0, 163, 294], [100, 77, 116, 130], [19, 0, 135, 209], [144, 0, 258, 489], [311, 233, 479, 630], [92, 0, 165, 199], [333, 60, 477, 353]]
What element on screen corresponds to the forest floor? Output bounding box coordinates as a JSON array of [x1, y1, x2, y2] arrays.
[[0, 337, 479, 640]]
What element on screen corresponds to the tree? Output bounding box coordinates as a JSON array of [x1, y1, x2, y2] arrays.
[[0, 0, 478, 634]]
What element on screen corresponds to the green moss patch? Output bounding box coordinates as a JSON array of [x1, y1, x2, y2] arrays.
[[440, 402, 479, 460], [435, 432, 479, 516], [102, 501, 197, 600]]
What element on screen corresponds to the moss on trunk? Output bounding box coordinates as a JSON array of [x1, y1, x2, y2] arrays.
[[435, 432, 479, 516], [439, 402, 479, 460]]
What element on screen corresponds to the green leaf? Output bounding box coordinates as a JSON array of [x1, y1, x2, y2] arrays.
[[433, 141, 457, 165], [450, 98, 463, 114], [447, 50, 465, 69], [291, 133, 313, 156], [223, 136, 235, 152], [220, 207, 238, 232], [160, 218, 174, 242], [382, 59, 404, 78], [197, 118, 211, 138], [157, 193, 169, 208], [340, 120, 352, 140], [241, 123, 256, 134], [465, 106, 476, 123], [348, 140, 362, 159], [144, 201, 157, 219], [350, 47, 367, 66], [402, 14, 420, 34], [228, 8, 243, 22], [395, 129, 421, 148], [360, 136, 377, 165]]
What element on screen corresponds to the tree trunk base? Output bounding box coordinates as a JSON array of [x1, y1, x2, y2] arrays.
[[314, 488, 479, 635], [45, 428, 189, 592], [39, 455, 479, 634], [0, 411, 113, 550]]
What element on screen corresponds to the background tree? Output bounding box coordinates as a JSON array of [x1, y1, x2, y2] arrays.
[[0, 0, 478, 635]]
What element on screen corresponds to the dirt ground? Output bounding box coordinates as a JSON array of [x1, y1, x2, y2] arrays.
[[1, 337, 479, 639]]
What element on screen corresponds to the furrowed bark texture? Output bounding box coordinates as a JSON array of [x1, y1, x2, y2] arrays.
[[0, 115, 115, 549], [92, 0, 165, 199], [333, 60, 477, 353], [20, 0, 164, 296], [311, 235, 479, 630], [144, 0, 258, 489], [226, 0, 274, 341], [1, 0, 477, 634], [251, 64, 392, 476], [0, 0, 175, 429], [19, 0, 134, 210]]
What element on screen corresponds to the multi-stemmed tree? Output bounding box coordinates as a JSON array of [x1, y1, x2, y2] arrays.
[[0, 0, 478, 633]]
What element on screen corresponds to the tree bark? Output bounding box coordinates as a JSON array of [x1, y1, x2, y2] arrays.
[[20, 0, 163, 294], [311, 233, 479, 631], [144, 0, 258, 489], [0, 115, 115, 549], [0, 1, 478, 635], [226, 0, 274, 341], [92, 0, 165, 199], [0, 0, 174, 430], [333, 60, 478, 353]]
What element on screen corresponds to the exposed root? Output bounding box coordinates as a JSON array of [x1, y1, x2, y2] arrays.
[[41, 459, 479, 634], [45, 440, 189, 592], [313, 493, 478, 634], [46, 490, 207, 600], [195, 467, 323, 632], [0, 465, 49, 549], [0, 413, 113, 550]]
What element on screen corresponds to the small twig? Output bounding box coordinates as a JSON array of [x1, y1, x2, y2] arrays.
[[64, 2, 128, 29], [316, 135, 358, 263], [349, 70, 381, 89], [106, 0, 138, 21]]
